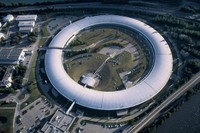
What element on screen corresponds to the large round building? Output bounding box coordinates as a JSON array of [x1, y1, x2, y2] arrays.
[[45, 15, 173, 110]]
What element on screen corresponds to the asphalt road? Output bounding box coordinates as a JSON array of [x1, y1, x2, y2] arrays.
[[128, 72, 200, 133], [0, 2, 190, 18]]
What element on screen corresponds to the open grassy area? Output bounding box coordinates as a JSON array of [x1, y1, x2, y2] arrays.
[[128, 56, 149, 83], [114, 51, 135, 72], [41, 22, 50, 37], [64, 54, 124, 91], [25, 52, 41, 107], [69, 26, 135, 50], [0, 109, 15, 133], [0, 101, 16, 107], [127, 37, 150, 83], [65, 54, 108, 82], [24, 20, 50, 108], [98, 63, 124, 91], [64, 52, 135, 91], [64, 25, 151, 91], [65, 25, 151, 90]]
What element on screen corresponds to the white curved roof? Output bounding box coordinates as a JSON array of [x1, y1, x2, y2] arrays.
[[45, 15, 173, 110]]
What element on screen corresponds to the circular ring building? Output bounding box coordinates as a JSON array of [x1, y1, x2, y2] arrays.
[[45, 15, 173, 110]]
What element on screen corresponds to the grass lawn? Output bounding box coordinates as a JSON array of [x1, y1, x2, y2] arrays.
[[64, 53, 128, 91], [128, 56, 149, 83], [69, 26, 136, 50], [0, 101, 16, 107], [0, 109, 15, 133], [97, 51, 135, 91], [65, 54, 108, 82], [41, 22, 50, 37], [17, 94, 25, 100], [114, 51, 135, 72], [64, 25, 151, 91], [22, 52, 41, 109], [98, 63, 123, 91], [23, 21, 50, 108]]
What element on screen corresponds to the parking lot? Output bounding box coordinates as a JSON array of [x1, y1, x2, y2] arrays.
[[16, 98, 58, 133], [73, 121, 128, 133], [47, 15, 79, 35]]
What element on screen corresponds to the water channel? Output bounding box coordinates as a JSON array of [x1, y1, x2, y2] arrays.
[[155, 91, 200, 133]]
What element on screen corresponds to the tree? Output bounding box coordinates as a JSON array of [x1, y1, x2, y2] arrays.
[[101, 0, 128, 4]]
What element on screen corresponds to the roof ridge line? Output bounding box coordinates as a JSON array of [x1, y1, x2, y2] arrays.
[[144, 81, 157, 93]]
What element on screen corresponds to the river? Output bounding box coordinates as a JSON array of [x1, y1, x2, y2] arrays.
[[155, 91, 200, 133]]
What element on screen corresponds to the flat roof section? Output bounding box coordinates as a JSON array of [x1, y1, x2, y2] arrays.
[[45, 15, 173, 110], [0, 48, 23, 64], [16, 15, 37, 21], [18, 21, 35, 27], [19, 27, 33, 33], [41, 110, 76, 133]]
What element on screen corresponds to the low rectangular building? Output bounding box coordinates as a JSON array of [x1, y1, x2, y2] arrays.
[[16, 15, 37, 21], [0, 48, 25, 65], [41, 110, 76, 133], [18, 21, 35, 27], [19, 27, 33, 33]]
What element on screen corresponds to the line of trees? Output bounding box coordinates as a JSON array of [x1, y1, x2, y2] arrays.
[[0, 66, 7, 81], [69, 39, 86, 47], [142, 0, 182, 5], [12, 65, 27, 89], [152, 15, 200, 58], [10, 32, 22, 45], [28, 31, 38, 43], [0, 0, 128, 7]]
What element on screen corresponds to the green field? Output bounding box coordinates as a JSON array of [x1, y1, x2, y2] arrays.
[[69, 26, 136, 50], [22, 17, 51, 109], [65, 54, 108, 81], [0, 109, 15, 133], [64, 54, 125, 91], [64, 26, 150, 91]]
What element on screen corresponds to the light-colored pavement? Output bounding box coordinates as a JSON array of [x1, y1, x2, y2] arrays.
[[17, 98, 58, 132]]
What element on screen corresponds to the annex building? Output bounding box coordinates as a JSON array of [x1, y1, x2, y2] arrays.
[[40, 110, 76, 133], [16, 15, 37, 33], [0, 48, 25, 65]]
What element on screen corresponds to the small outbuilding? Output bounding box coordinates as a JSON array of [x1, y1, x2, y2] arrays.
[[81, 73, 100, 88], [18, 21, 35, 27], [0, 33, 5, 40], [19, 27, 33, 33], [16, 15, 37, 21], [3, 14, 14, 23]]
